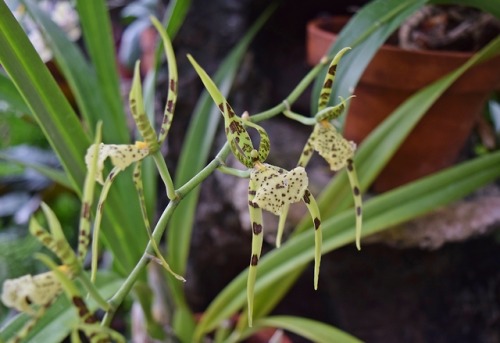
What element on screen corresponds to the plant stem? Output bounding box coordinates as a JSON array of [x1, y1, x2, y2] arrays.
[[251, 60, 328, 122], [217, 165, 251, 178], [282, 110, 316, 125], [152, 150, 176, 200], [102, 144, 231, 325], [78, 272, 110, 311]]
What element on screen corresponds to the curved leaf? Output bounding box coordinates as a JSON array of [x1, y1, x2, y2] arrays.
[[75, 0, 129, 142], [23, 0, 121, 143], [253, 316, 362, 343], [0, 1, 89, 192], [0, 72, 30, 115]]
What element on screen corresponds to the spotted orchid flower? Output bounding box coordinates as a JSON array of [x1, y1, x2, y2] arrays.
[[1, 125, 126, 343], [83, 17, 185, 283], [189, 55, 323, 327], [284, 47, 363, 250], [1, 270, 63, 316]]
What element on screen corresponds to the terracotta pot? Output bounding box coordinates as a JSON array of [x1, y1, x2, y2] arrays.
[[307, 16, 500, 192]]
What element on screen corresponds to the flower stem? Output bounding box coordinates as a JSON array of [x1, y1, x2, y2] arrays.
[[102, 144, 231, 326], [152, 150, 176, 200]]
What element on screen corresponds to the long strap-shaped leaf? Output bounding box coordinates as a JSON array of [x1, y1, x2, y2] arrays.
[[0, 0, 148, 275], [0, 0, 90, 192], [75, 0, 129, 141], [22, 0, 123, 143], [253, 316, 362, 343]]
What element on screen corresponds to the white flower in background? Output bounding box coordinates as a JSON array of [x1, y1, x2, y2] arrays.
[[8, 0, 81, 62], [49, 1, 81, 41]]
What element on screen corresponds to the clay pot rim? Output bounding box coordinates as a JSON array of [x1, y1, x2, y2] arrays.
[[307, 16, 492, 61]]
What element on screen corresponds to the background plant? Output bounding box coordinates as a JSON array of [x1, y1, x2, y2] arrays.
[[0, 0, 499, 342]]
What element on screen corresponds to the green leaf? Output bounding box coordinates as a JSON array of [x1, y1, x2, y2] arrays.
[[165, 0, 192, 38], [23, 0, 121, 143], [75, 0, 129, 143], [0, 1, 90, 193], [0, 1, 147, 275], [0, 71, 30, 115], [252, 316, 362, 343]]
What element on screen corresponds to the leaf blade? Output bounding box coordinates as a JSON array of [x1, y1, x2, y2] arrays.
[[253, 316, 362, 343]]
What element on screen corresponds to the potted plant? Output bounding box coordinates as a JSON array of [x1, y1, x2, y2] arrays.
[[307, 4, 500, 192]]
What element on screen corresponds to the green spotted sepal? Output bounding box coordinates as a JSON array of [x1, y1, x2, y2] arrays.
[[187, 55, 270, 168]]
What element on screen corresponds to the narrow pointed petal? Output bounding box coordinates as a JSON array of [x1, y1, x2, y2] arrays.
[[78, 123, 101, 262], [130, 61, 159, 152], [346, 159, 363, 250], [317, 47, 351, 111], [276, 203, 290, 248], [150, 16, 178, 144], [132, 162, 185, 282], [247, 178, 264, 327], [302, 189, 322, 290]]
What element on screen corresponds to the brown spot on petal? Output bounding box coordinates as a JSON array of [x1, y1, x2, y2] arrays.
[[353, 186, 360, 196], [328, 64, 337, 75], [347, 159, 354, 172], [166, 100, 174, 114], [72, 296, 89, 317], [251, 254, 259, 266], [314, 217, 321, 230], [82, 202, 90, 220], [252, 222, 263, 235], [249, 201, 259, 209], [303, 189, 311, 204]]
